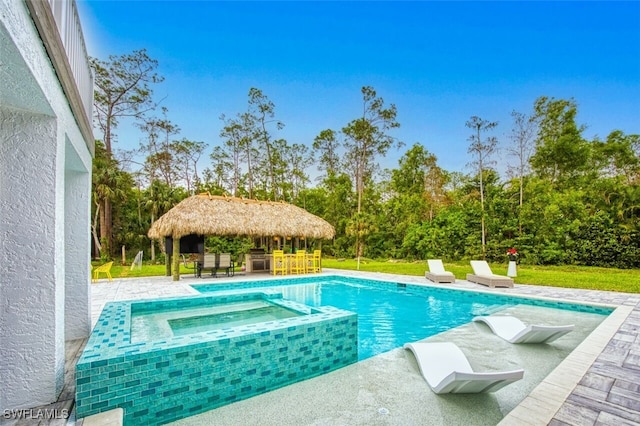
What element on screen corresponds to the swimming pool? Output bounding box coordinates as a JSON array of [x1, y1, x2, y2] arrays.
[[77, 274, 612, 425], [193, 275, 612, 360]]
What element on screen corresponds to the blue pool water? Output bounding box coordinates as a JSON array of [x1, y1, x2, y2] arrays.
[[131, 299, 304, 341], [168, 304, 301, 336], [194, 276, 611, 361], [279, 280, 501, 360]]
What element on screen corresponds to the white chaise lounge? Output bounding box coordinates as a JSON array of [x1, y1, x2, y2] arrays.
[[473, 315, 575, 344], [466, 260, 514, 288], [425, 259, 456, 283], [403, 341, 524, 394]]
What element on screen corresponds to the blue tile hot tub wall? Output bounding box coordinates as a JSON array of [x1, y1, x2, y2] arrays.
[[76, 293, 357, 425]]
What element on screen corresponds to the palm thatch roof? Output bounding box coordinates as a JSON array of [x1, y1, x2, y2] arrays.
[[147, 194, 335, 240]]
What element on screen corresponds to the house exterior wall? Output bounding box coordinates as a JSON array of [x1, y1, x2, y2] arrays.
[[65, 160, 92, 341], [0, 0, 93, 410]]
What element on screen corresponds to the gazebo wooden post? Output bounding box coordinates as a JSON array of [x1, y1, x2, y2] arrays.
[[172, 235, 180, 281], [165, 239, 171, 277]]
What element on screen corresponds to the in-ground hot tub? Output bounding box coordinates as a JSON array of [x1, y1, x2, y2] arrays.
[[130, 298, 305, 341], [76, 291, 357, 425]]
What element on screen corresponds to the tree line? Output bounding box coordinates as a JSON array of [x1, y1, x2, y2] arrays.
[[91, 50, 640, 268]]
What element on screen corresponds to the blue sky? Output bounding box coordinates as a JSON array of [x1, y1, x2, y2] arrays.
[[77, 1, 640, 177]]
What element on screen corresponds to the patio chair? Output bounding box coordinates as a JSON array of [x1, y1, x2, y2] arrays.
[[217, 253, 234, 277], [473, 315, 575, 344], [92, 261, 113, 282], [181, 253, 200, 277], [198, 253, 218, 277], [466, 260, 514, 288], [403, 341, 524, 394], [425, 259, 456, 283]]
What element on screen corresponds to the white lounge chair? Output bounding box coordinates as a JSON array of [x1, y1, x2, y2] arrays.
[[473, 315, 574, 344], [425, 259, 456, 283], [403, 341, 524, 394], [466, 260, 514, 288]]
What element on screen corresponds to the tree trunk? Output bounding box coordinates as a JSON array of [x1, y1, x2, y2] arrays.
[[150, 211, 156, 262], [91, 203, 102, 258], [102, 198, 113, 257], [477, 127, 486, 259], [519, 173, 524, 235], [103, 113, 114, 257], [246, 146, 254, 198], [99, 199, 108, 257]]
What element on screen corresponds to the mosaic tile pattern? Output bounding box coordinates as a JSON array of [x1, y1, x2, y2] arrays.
[[76, 292, 357, 425]]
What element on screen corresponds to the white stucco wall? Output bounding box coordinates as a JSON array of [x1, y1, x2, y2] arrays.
[[1, 0, 93, 410], [0, 109, 63, 407], [65, 147, 92, 341]]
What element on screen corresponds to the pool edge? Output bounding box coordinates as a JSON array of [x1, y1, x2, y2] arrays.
[[498, 304, 634, 425]]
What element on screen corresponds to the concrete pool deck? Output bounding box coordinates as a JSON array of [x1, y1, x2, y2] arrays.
[[9, 269, 638, 425]]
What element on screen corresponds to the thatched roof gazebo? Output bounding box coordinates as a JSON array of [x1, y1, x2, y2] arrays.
[[148, 194, 335, 280]]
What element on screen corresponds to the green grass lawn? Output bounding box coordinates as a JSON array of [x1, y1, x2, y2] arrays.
[[322, 258, 640, 293], [93, 263, 196, 279], [94, 262, 242, 279], [94, 258, 639, 293]]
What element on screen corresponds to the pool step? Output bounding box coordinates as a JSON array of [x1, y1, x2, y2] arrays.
[[472, 305, 515, 316], [82, 408, 123, 426]]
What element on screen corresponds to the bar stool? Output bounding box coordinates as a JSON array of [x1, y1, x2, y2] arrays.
[[291, 250, 307, 274], [272, 250, 287, 275], [310, 250, 321, 273]]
